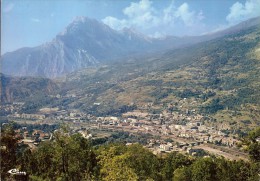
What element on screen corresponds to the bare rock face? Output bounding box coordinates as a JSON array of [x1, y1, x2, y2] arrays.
[[1, 17, 153, 78]]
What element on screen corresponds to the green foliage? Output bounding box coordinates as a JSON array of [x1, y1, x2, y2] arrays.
[[0, 123, 18, 180], [92, 131, 151, 146], [1, 74, 57, 103], [86, 103, 137, 117], [2, 126, 260, 181], [161, 152, 193, 181], [20, 94, 56, 114], [173, 167, 191, 181], [13, 123, 59, 133], [18, 131, 98, 181], [242, 127, 260, 162], [201, 98, 224, 114], [176, 89, 202, 99], [191, 157, 217, 181], [99, 151, 138, 181], [98, 144, 160, 181]]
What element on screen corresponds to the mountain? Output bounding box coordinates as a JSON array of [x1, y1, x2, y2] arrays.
[[1, 17, 154, 78], [2, 17, 259, 130], [0, 73, 58, 103], [1, 16, 260, 78], [45, 22, 259, 129], [161, 16, 260, 50], [206, 16, 260, 38]]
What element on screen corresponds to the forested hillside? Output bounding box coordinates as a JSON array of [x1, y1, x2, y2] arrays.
[[0, 74, 58, 103]]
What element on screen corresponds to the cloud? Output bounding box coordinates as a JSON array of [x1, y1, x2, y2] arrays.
[[103, 16, 128, 30], [175, 3, 199, 26], [226, 0, 260, 24], [104, 0, 159, 31], [3, 3, 15, 13], [31, 18, 40, 23], [102, 0, 205, 36], [163, 2, 175, 24]]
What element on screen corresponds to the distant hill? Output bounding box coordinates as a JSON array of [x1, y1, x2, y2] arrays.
[[1, 16, 259, 78], [0, 73, 58, 103]]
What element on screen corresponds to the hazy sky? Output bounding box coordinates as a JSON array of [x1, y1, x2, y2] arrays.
[[2, 0, 260, 54]]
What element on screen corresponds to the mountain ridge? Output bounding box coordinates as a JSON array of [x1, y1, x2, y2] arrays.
[[1, 16, 260, 78]]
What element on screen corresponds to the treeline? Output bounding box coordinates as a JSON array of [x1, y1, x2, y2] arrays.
[[13, 123, 59, 134], [20, 94, 57, 114], [87, 104, 137, 117], [1, 125, 260, 181], [92, 131, 152, 146]]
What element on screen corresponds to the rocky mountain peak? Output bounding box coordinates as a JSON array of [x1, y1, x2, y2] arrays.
[[1, 16, 259, 78]]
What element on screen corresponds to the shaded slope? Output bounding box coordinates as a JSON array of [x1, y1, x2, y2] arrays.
[[0, 74, 58, 103]]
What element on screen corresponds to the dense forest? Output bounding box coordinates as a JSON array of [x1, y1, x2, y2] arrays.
[[1, 124, 259, 181]]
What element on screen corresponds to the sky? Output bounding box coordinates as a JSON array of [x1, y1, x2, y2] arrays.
[[2, 0, 260, 54]]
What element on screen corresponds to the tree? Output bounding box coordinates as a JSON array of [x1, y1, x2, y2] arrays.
[[126, 144, 160, 180], [242, 127, 260, 162], [161, 152, 193, 181], [173, 167, 191, 181], [20, 129, 98, 180], [50, 130, 97, 181], [0, 123, 18, 180], [191, 158, 217, 181], [100, 153, 138, 181], [215, 158, 233, 181], [98, 143, 160, 181]]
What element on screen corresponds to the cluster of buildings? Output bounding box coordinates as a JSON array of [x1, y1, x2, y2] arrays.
[[14, 127, 51, 146], [92, 108, 237, 147], [2, 99, 242, 158], [13, 113, 46, 120]]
